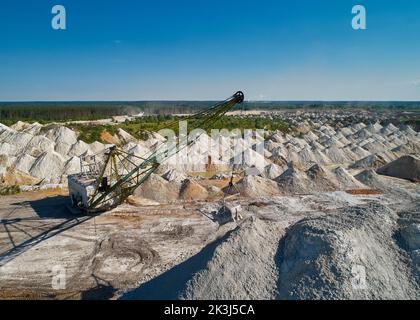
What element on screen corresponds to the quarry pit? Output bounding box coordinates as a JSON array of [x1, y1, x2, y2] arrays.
[[1, 116, 419, 300]]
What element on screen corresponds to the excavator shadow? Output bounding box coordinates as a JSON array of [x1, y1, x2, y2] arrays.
[[0, 196, 96, 267], [11, 195, 74, 219]]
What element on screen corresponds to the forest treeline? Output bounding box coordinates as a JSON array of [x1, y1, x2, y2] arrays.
[[1, 101, 420, 125], [0, 103, 140, 124]]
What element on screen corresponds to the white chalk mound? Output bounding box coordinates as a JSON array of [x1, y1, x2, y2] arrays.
[[277, 204, 419, 300]]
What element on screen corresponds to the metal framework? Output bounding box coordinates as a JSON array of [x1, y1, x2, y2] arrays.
[[83, 91, 244, 212]]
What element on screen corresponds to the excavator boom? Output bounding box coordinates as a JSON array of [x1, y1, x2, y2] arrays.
[[68, 91, 244, 213]]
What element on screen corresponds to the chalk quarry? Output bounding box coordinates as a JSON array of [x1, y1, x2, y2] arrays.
[[0, 117, 419, 300]]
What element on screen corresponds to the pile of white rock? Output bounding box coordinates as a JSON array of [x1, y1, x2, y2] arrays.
[[0, 122, 105, 185], [1, 120, 419, 193]]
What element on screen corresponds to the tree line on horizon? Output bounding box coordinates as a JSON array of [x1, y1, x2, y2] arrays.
[[1, 101, 419, 125]]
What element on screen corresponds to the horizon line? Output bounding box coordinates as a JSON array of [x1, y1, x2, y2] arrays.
[[1, 100, 420, 103]]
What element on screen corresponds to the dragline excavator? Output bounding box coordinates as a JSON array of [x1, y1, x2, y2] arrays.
[[68, 91, 244, 213]]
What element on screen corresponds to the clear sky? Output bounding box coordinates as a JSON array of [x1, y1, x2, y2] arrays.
[[0, 0, 420, 101]]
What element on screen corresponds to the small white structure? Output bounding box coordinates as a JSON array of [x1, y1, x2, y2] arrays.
[[67, 173, 97, 208], [224, 202, 243, 222]]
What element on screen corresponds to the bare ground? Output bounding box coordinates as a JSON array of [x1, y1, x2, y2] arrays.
[[0, 181, 419, 300]]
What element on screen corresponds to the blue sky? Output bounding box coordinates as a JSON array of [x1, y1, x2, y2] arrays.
[[0, 0, 420, 101]]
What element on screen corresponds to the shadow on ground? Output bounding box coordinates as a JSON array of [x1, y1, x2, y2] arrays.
[[0, 196, 95, 267], [11, 195, 73, 219], [120, 230, 234, 300], [274, 234, 287, 300], [81, 275, 118, 300]]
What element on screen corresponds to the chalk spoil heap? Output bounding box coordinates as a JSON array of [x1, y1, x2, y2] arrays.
[[0, 123, 119, 185], [1, 120, 419, 196]]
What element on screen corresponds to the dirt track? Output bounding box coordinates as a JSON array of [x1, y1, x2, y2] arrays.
[[0, 190, 223, 299], [0, 174, 419, 300]]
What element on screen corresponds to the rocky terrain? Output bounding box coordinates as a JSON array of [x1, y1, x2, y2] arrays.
[[0, 115, 419, 300], [1, 119, 419, 193]]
